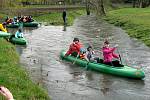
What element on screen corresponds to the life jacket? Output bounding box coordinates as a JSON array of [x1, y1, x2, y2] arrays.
[[80, 53, 85, 59], [0, 24, 7, 32]]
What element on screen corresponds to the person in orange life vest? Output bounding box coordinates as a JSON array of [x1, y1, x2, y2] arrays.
[[65, 38, 83, 57], [79, 48, 89, 61], [0, 22, 7, 32], [102, 40, 119, 66]]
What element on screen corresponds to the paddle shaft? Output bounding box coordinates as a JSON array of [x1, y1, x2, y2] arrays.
[[73, 53, 79, 64], [116, 48, 122, 65]]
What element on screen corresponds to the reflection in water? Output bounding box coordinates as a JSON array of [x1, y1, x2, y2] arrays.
[[63, 24, 67, 31], [15, 45, 27, 55], [85, 71, 94, 81], [100, 75, 112, 95]]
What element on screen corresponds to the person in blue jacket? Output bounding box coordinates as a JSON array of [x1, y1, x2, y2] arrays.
[[15, 28, 23, 38]]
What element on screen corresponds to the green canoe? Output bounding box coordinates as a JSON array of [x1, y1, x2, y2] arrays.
[[0, 31, 11, 38], [6, 22, 38, 28], [6, 23, 19, 28], [10, 37, 27, 45], [60, 50, 145, 79], [23, 22, 38, 27]]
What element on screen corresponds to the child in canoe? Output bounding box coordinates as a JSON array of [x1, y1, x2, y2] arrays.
[[86, 46, 101, 63], [79, 48, 89, 61]]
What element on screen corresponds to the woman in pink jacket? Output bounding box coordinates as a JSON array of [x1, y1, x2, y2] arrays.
[[102, 40, 119, 66]]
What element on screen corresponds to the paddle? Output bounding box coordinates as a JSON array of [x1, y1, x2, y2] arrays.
[[116, 47, 122, 65], [85, 61, 90, 70], [73, 53, 79, 64]]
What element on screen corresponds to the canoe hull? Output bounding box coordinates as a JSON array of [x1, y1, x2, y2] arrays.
[[6, 24, 19, 28], [60, 50, 145, 79], [11, 37, 27, 45], [6, 22, 38, 28], [0, 31, 11, 38], [23, 22, 38, 27]]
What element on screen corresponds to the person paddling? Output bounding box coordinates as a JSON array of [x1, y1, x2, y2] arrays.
[[15, 28, 23, 38], [65, 38, 82, 57], [9, 28, 24, 41], [102, 40, 121, 66]]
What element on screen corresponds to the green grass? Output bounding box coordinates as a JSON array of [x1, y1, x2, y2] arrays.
[[0, 13, 7, 23], [34, 9, 85, 26], [0, 38, 50, 100], [104, 8, 150, 46]]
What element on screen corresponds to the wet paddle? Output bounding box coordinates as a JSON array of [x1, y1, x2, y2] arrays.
[[73, 53, 79, 64], [85, 62, 90, 70], [116, 48, 122, 65]]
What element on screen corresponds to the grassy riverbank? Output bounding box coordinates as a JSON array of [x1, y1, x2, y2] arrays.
[[0, 39, 50, 99], [104, 8, 150, 46], [34, 9, 85, 26]]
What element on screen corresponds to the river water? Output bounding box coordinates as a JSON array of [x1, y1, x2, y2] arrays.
[[11, 15, 150, 100]]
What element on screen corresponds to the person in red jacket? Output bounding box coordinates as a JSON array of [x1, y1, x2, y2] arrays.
[[65, 38, 82, 57]]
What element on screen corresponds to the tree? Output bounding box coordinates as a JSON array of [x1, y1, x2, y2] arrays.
[[86, 0, 90, 15], [132, 0, 150, 8], [89, 0, 106, 16]]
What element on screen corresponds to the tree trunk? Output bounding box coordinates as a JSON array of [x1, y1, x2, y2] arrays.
[[86, 0, 90, 15], [97, 0, 106, 16], [133, 0, 136, 7], [100, 0, 106, 15], [0, 0, 6, 8], [139, 0, 143, 8]]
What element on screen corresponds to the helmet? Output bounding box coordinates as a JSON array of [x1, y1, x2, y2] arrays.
[[80, 48, 86, 53], [14, 16, 17, 19]]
